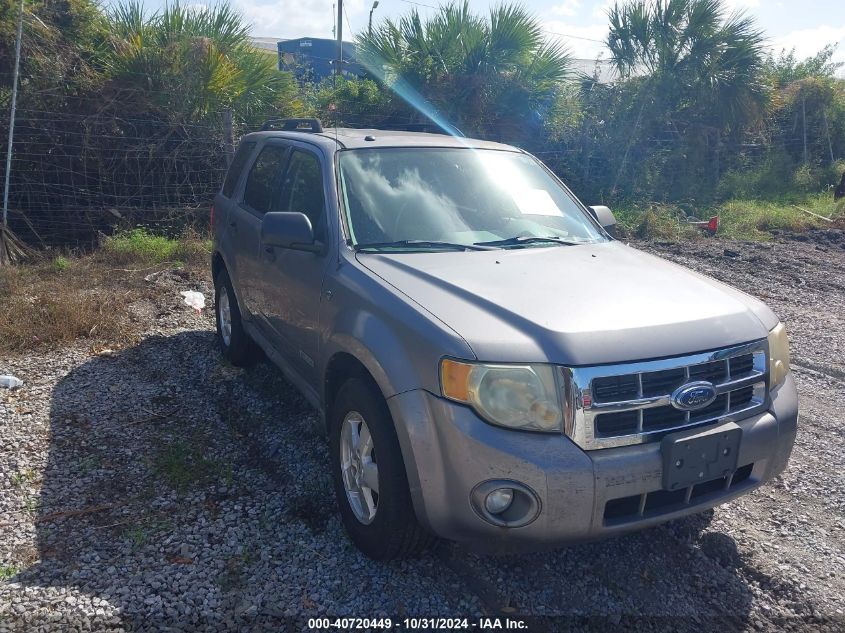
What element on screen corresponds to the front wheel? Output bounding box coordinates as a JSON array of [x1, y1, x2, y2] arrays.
[[214, 269, 260, 367], [329, 377, 433, 560]]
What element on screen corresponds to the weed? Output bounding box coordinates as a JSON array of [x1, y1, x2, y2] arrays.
[[152, 440, 231, 492], [53, 256, 70, 272], [0, 564, 20, 581], [10, 469, 36, 487], [23, 497, 41, 514], [79, 455, 102, 473], [125, 526, 147, 550], [124, 518, 172, 552]]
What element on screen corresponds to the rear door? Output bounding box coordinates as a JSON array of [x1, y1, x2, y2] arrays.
[[259, 145, 331, 387], [215, 140, 256, 300], [235, 141, 291, 316]]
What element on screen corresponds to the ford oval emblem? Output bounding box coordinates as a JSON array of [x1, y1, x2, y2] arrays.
[[671, 381, 718, 411]]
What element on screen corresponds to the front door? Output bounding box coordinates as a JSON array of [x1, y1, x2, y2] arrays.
[[259, 146, 330, 387]]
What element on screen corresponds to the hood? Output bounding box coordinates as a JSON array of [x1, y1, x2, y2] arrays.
[[356, 242, 778, 366]]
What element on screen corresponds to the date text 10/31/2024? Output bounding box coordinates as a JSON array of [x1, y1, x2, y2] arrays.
[[307, 617, 529, 630]]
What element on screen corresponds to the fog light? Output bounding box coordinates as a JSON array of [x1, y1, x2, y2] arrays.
[[484, 488, 514, 515]]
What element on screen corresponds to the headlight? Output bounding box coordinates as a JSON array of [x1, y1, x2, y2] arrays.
[[767, 322, 791, 387], [440, 359, 562, 432]]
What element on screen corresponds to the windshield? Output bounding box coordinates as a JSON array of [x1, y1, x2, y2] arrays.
[[338, 148, 607, 250]]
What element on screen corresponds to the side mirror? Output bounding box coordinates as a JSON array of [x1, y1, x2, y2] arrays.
[[261, 212, 321, 252], [589, 205, 617, 236]]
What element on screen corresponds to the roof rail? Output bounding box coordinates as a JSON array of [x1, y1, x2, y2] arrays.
[[366, 122, 464, 137], [261, 118, 324, 133]]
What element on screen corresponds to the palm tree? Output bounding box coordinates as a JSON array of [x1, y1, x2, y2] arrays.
[[356, 1, 571, 139], [106, 1, 299, 124], [607, 0, 768, 133], [603, 0, 768, 196]]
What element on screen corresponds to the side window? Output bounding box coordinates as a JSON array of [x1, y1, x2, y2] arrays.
[[242, 145, 289, 214], [221, 141, 256, 198], [278, 150, 326, 240]]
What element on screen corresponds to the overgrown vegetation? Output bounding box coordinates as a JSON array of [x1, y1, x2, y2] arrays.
[[1, 0, 303, 245], [0, 229, 210, 353], [615, 195, 845, 241], [342, 0, 845, 208]]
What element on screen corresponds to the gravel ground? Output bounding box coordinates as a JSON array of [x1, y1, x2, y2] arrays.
[[1, 233, 844, 632]]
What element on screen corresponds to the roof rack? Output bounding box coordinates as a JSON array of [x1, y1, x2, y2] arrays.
[[261, 118, 324, 133]]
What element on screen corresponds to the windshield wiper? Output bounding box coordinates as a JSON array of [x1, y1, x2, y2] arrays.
[[473, 236, 580, 248], [355, 240, 495, 252]]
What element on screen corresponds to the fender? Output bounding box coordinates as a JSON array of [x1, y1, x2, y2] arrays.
[[320, 305, 475, 407]]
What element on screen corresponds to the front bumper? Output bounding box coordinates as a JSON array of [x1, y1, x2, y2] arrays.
[[387, 374, 798, 551]]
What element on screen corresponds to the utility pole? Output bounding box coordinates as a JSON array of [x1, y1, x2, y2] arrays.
[[335, 0, 343, 76]]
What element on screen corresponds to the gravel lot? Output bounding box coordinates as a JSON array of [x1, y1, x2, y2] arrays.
[[1, 233, 844, 631]]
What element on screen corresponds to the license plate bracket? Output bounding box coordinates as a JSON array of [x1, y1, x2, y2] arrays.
[[661, 422, 742, 491]]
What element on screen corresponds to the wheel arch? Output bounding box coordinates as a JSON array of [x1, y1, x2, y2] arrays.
[[323, 351, 383, 432], [211, 250, 226, 281]]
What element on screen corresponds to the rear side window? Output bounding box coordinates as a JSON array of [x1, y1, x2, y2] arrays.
[[242, 145, 289, 213], [222, 141, 256, 198]]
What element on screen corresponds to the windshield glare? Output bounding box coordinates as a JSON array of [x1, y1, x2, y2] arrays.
[[339, 148, 606, 249]]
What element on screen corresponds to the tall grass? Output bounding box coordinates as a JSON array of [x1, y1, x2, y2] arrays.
[[614, 194, 844, 241]]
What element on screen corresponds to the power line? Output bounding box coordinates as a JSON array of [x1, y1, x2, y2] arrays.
[[542, 30, 607, 45], [343, 2, 353, 36]]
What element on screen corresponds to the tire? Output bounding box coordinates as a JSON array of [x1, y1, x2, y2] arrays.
[[214, 268, 261, 367], [329, 377, 433, 560]]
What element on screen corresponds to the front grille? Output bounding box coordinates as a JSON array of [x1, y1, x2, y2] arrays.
[[566, 341, 768, 450], [604, 463, 755, 525], [593, 374, 638, 402], [730, 354, 754, 377]]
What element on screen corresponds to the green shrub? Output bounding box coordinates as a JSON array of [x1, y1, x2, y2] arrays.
[[53, 256, 71, 272], [793, 164, 818, 191]]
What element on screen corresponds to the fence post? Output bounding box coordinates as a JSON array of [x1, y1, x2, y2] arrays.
[[223, 109, 234, 167], [2, 0, 24, 231], [1, 0, 25, 265], [823, 111, 835, 165]]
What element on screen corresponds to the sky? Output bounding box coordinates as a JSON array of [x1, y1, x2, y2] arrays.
[[119, 0, 845, 73]]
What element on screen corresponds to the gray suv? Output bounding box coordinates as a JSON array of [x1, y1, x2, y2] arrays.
[[211, 119, 797, 560]]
